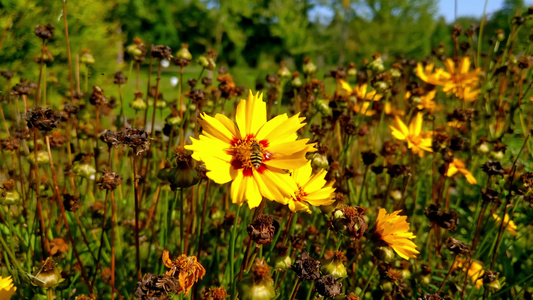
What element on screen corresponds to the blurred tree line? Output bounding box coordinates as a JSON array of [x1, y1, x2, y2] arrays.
[[0, 0, 529, 75]]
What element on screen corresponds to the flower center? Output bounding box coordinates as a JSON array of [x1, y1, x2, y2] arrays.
[[227, 136, 271, 176], [292, 184, 307, 203]]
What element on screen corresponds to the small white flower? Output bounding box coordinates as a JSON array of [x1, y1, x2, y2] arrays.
[[161, 59, 170, 68], [170, 76, 179, 87]]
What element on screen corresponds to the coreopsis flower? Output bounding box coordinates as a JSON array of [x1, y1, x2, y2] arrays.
[[0, 276, 16, 299], [492, 214, 518, 236], [416, 57, 481, 101], [405, 90, 442, 113], [162, 250, 206, 295], [390, 113, 432, 157], [453, 258, 484, 289], [374, 209, 419, 260], [339, 80, 382, 101], [186, 91, 315, 209], [446, 158, 477, 184], [286, 161, 335, 213]]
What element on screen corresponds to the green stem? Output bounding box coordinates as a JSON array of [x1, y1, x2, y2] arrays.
[[229, 205, 242, 296], [360, 261, 377, 296]]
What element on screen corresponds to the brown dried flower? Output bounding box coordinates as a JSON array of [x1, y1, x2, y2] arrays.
[[315, 275, 342, 298], [151, 45, 173, 60], [121, 128, 150, 155], [97, 169, 122, 191], [25, 106, 60, 132], [135, 273, 181, 300], [247, 214, 276, 245], [445, 237, 470, 255], [291, 251, 320, 281], [34, 24, 55, 40], [162, 250, 206, 295]]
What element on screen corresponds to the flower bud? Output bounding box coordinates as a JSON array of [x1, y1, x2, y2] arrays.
[[321, 251, 348, 279], [175, 44, 192, 61], [368, 54, 385, 73], [277, 62, 291, 78], [130, 95, 147, 111], [238, 259, 276, 300], [0, 180, 20, 206], [380, 281, 393, 293], [197, 56, 209, 68], [274, 255, 292, 270], [72, 162, 96, 180], [168, 166, 200, 189], [376, 245, 395, 263], [314, 99, 332, 117], [28, 151, 50, 165], [80, 49, 95, 64], [310, 153, 329, 170], [303, 58, 317, 75], [373, 81, 388, 93], [390, 67, 402, 78]]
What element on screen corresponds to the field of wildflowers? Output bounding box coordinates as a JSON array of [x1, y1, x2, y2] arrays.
[[0, 2, 533, 300]]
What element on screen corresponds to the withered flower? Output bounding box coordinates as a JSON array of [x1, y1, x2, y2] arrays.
[[361, 151, 377, 165], [238, 259, 275, 300], [290, 233, 307, 250], [25, 106, 60, 131], [89, 85, 108, 107], [174, 44, 192, 67], [202, 287, 228, 300], [418, 293, 443, 300], [63, 194, 81, 212], [445, 237, 470, 255], [49, 238, 69, 256], [291, 251, 320, 281], [151, 45, 173, 60], [1, 70, 14, 80], [62, 103, 79, 118], [135, 273, 180, 300], [12, 126, 31, 140], [481, 189, 500, 203], [121, 128, 150, 155], [34, 24, 55, 40], [247, 214, 276, 245], [381, 141, 399, 156], [482, 270, 501, 291], [424, 204, 458, 230], [217, 74, 236, 98], [48, 131, 66, 148], [74, 295, 94, 300], [97, 169, 122, 191], [387, 164, 410, 178], [12, 78, 35, 95], [114, 71, 127, 85], [321, 251, 348, 279], [100, 130, 122, 148], [481, 161, 506, 176], [32, 257, 63, 289], [331, 206, 367, 240], [315, 275, 342, 298], [162, 250, 206, 295], [0, 137, 20, 151]]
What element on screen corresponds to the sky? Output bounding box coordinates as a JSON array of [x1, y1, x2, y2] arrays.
[[438, 0, 532, 22], [309, 0, 533, 23]]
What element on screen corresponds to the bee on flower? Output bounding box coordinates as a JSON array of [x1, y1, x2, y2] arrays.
[[186, 91, 315, 209], [389, 113, 432, 157]]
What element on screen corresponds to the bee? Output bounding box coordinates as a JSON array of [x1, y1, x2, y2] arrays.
[[250, 142, 263, 169]]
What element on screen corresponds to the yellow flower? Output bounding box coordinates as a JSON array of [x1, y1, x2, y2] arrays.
[[186, 91, 315, 208], [286, 161, 336, 213], [446, 158, 477, 184], [389, 113, 432, 157], [0, 276, 16, 299], [374, 209, 419, 260], [405, 90, 442, 113], [339, 80, 382, 101], [453, 258, 484, 289], [163, 250, 206, 295], [416, 57, 481, 101], [492, 214, 518, 236]]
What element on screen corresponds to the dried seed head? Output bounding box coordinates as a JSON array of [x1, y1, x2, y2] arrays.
[[33, 257, 63, 289], [25, 106, 60, 132], [247, 215, 276, 245], [100, 130, 122, 148], [290, 233, 307, 250], [481, 188, 500, 203], [291, 251, 320, 281], [34, 24, 55, 40], [424, 204, 459, 230], [387, 164, 410, 178], [445, 237, 470, 255], [217, 74, 237, 98], [381, 141, 399, 156], [135, 273, 181, 299], [151, 45, 173, 60], [120, 128, 150, 155], [315, 275, 342, 298], [0, 137, 20, 151], [0, 70, 14, 80], [418, 293, 444, 300], [97, 169, 122, 191], [481, 161, 506, 176], [63, 194, 81, 212], [48, 131, 66, 148], [89, 86, 108, 107], [114, 71, 127, 85], [12, 78, 36, 95], [362, 150, 377, 165]]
